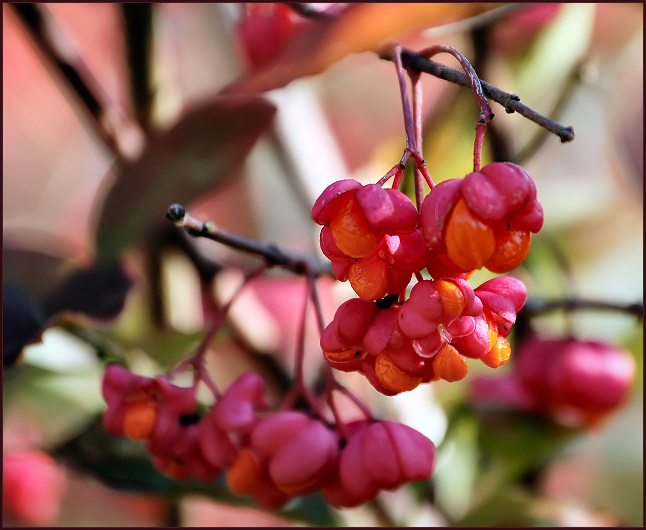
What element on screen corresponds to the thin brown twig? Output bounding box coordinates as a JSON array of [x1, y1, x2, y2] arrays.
[[166, 204, 332, 278], [121, 4, 155, 133], [523, 299, 644, 319], [382, 47, 575, 144], [10, 3, 129, 158], [282, 4, 573, 144]]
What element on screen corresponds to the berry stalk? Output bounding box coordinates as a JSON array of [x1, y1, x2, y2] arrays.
[[167, 265, 266, 397], [392, 46, 435, 207], [396, 47, 575, 143], [418, 44, 493, 172]]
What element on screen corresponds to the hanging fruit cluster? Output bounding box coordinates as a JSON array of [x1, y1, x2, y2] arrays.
[[314, 162, 542, 394], [102, 365, 436, 509], [314, 45, 544, 395], [96, 36, 637, 516]]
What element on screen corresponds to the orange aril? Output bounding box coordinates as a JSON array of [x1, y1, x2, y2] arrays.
[[160, 457, 185, 480], [486, 223, 531, 273], [480, 336, 511, 368], [123, 401, 158, 440], [324, 349, 361, 362], [435, 279, 467, 316], [374, 353, 422, 393], [277, 474, 321, 495], [348, 256, 390, 300], [485, 313, 498, 351], [445, 198, 495, 271], [227, 448, 264, 496], [329, 195, 381, 258], [432, 344, 468, 382]]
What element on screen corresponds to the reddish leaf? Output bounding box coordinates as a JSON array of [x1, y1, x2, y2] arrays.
[[93, 95, 276, 258], [223, 3, 481, 95]]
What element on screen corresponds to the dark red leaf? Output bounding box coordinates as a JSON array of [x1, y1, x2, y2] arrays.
[[93, 95, 276, 258]]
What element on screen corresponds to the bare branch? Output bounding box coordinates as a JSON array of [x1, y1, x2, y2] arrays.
[[380, 47, 575, 143], [10, 3, 130, 158], [167, 204, 332, 278], [523, 299, 644, 319]]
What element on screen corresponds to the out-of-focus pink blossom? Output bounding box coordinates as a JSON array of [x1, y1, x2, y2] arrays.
[[3, 450, 68, 526]]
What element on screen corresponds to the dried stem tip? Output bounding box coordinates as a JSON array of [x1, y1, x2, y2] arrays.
[[167, 204, 186, 223]]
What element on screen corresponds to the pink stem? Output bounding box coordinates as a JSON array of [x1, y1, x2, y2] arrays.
[[409, 68, 433, 204], [418, 44, 493, 172], [306, 269, 326, 335], [167, 265, 266, 399], [377, 160, 406, 187], [292, 277, 310, 393], [411, 70, 423, 153], [473, 123, 487, 172], [392, 46, 418, 153], [338, 386, 375, 421], [326, 385, 349, 440], [410, 151, 434, 189]]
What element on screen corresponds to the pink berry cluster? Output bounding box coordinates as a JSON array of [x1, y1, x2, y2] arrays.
[[101, 365, 436, 509], [312, 162, 543, 394], [470, 336, 637, 429]]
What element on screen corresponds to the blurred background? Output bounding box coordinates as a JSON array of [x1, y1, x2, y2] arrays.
[[3, 3, 643, 527]]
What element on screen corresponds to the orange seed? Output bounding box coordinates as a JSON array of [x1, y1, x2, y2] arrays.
[[374, 353, 422, 393], [486, 223, 531, 273], [445, 198, 496, 271], [432, 344, 468, 382], [123, 401, 158, 440], [329, 195, 381, 258], [435, 279, 467, 316], [480, 336, 511, 368]]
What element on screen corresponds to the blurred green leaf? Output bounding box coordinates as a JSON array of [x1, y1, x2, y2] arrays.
[[451, 407, 580, 527], [475, 408, 578, 478], [93, 96, 277, 259], [54, 416, 184, 493], [3, 245, 134, 365], [422, 89, 493, 184], [622, 325, 643, 388], [139, 330, 205, 371], [283, 493, 340, 527], [3, 364, 105, 448], [513, 3, 595, 110], [457, 483, 545, 527], [432, 404, 479, 522]]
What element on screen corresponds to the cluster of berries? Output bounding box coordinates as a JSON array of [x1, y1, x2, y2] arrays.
[[312, 162, 543, 394], [101, 365, 436, 509], [470, 336, 637, 429]]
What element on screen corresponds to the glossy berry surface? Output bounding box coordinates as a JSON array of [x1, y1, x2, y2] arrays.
[[420, 162, 543, 275]]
